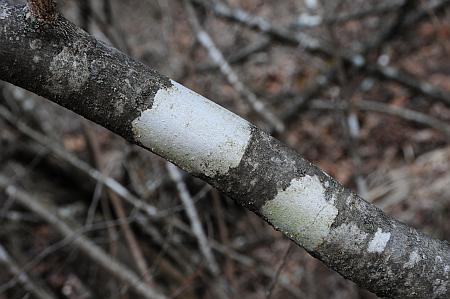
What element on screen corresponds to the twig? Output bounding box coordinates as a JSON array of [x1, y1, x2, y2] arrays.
[[212, 191, 235, 286], [27, 0, 58, 23], [198, 0, 450, 107], [0, 105, 159, 218], [266, 243, 294, 299], [196, 38, 271, 72], [166, 162, 220, 275], [310, 99, 450, 137], [294, 0, 405, 28], [280, 67, 336, 124], [0, 243, 57, 299], [325, 12, 368, 198], [0, 176, 167, 299], [364, 0, 417, 54], [184, 0, 285, 133], [169, 218, 306, 298], [371, 64, 450, 106], [82, 124, 154, 286]]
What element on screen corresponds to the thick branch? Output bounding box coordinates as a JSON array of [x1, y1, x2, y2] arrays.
[[0, 3, 449, 298]]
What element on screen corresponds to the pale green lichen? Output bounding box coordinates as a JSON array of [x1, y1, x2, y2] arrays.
[[262, 175, 338, 251], [132, 80, 252, 177], [48, 45, 89, 94], [327, 222, 368, 252]]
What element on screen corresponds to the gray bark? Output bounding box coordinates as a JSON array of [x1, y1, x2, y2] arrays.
[[0, 3, 449, 298]]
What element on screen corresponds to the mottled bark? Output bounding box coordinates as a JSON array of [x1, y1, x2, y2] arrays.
[[0, 1, 171, 140], [0, 3, 449, 298]]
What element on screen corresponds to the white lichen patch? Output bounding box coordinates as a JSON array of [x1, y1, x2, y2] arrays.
[[0, 3, 11, 20], [261, 175, 338, 251], [30, 39, 42, 50], [404, 249, 421, 269], [367, 228, 391, 253], [132, 80, 252, 177], [49, 46, 89, 94], [328, 222, 368, 253]]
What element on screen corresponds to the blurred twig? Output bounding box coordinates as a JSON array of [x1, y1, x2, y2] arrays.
[[196, 0, 450, 107], [310, 99, 450, 138], [0, 176, 167, 299], [266, 243, 294, 299], [0, 105, 159, 218], [185, 0, 285, 133], [82, 123, 155, 287], [166, 163, 220, 276], [0, 242, 57, 299]]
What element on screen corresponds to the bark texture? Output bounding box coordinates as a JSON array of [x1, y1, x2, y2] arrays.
[[0, 3, 449, 298]]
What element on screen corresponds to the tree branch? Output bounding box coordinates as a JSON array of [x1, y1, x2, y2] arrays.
[[0, 3, 449, 298]]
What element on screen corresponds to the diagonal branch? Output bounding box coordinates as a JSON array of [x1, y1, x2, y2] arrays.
[[0, 3, 449, 298]]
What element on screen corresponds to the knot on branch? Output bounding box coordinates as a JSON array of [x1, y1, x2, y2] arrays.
[[27, 0, 58, 23]]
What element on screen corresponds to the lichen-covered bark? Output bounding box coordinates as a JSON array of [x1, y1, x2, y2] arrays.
[[212, 129, 449, 298], [0, 3, 449, 298], [0, 2, 171, 140]]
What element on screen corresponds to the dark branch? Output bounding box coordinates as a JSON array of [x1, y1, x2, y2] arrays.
[[0, 3, 449, 298]]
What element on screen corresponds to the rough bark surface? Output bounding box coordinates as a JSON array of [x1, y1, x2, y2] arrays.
[[0, 2, 171, 140], [0, 3, 449, 298]]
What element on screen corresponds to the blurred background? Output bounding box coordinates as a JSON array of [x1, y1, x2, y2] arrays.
[[1, 0, 449, 298]]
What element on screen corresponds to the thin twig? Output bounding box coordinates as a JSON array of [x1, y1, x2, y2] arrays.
[[82, 123, 155, 287], [266, 243, 294, 299], [310, 99, 450, 138], [0, 176, 167, 299], [166, 162, 220, 275], [196, 38, 271, 72], [170, 217, 307, 298], [198, 0, 450, 107], [212, 190, 235, 286], [0, 105, 159, 218], [185, 0, 285, 133], [294, 0, 405, 28], [0, 243, 57, 299]]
